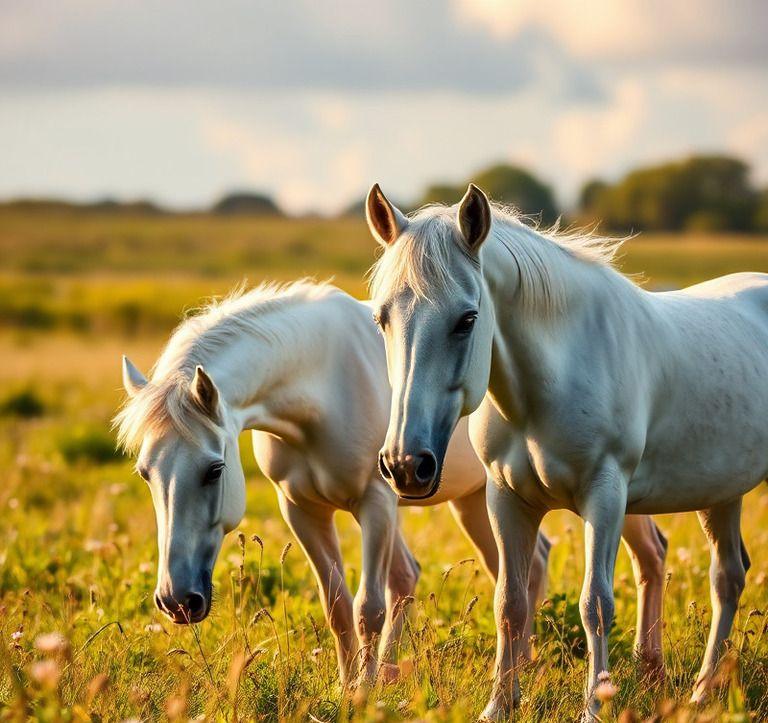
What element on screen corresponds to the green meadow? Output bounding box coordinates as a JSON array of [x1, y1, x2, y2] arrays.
[[0, 209, 766, 721]]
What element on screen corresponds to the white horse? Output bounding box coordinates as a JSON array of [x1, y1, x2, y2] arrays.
[[114, 280, 665, 688], [367, 183, 768, 719]]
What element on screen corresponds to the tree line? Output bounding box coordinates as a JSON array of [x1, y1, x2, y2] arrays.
[[3, 153, 767, 232], [410, 154, 768, 233]]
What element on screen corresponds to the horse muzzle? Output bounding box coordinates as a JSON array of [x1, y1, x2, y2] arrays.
[[154, 571, 212, 624], [378, 448, 440, 499]]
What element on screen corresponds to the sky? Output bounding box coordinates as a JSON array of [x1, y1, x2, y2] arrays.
[[1, 0, 767, 215]]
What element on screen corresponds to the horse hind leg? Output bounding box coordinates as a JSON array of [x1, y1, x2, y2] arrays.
[[691, 499, 748, 704], [620, 514, 667, 679], [377, 527, 420, 683]]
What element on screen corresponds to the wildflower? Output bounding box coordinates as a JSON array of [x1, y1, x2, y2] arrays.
[[675, 547, 691, 564], [145, 623, 163, 633], [165, 694, 187, 721], [34, 632, 71, 657], [29, 659, 62, 689], [86, 673, 109, 705], [594, 679, 618, 702], [7, 498, 19, 510], [10, 630, 22, 641], [84, 539, 104, 553], [139, 562, 153, 574]]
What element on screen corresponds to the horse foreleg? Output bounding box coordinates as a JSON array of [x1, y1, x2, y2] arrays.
[[277, 492, 357, 685], [577, 465, 627, 721], [352, 482, 397, 686], [449, 482, 551, 660], [620, 514, 667, 678], [480, 481, 544, 721], [691, 498, 748, 704]]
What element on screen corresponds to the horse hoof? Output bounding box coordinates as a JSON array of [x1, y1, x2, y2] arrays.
[[478, 700, 511, 721], [378, 662, 400, 684], [690, 672, 712, 705]]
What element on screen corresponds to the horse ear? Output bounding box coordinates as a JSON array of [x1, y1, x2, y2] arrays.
[[190, 365, 221, 421], [366, 183, 408, 247], [122, 355, 148, 398], [457, 183, 491, 251]]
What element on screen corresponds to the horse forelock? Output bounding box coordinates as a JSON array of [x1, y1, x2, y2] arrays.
[[368, 205, 469, 304], [113, 373, 219, 453]]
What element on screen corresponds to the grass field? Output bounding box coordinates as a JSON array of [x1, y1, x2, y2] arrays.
[[0, 211, 766, 721]]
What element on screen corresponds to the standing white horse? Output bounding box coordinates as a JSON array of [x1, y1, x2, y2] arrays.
[[367, 183, 768, 719], [114, 280, 665, 688]]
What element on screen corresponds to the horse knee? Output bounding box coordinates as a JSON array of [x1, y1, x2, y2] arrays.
[[354, 590, 387, 641], [712, 559, 746, 605], [580, 580, 615, 636], [390, 563, 419, 600], [327, 598, 354, 639], [497, 587, 530, 640]]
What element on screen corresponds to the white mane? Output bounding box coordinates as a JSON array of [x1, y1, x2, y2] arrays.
[[114, 279, 338, 451], [369, 203, 626, 316]]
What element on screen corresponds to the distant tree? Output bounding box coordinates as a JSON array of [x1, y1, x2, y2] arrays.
[[0, 197, 166, 215], [212, 191, 282, 216], [418, 184, 465, 207], [470, 164, 559, 224], [580, 155, 758, 232], [417, 164, 559, 223], [578, 179, 609, 212], [755, 189, 768, 232]]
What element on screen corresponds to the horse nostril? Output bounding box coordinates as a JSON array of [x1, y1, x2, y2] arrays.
[[185, 592, 206, 618], [378, 451, 393, 480], [415, 451, 437, 484]]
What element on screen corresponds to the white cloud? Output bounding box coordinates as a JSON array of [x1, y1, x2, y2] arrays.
[[454, 0, 766, 63]]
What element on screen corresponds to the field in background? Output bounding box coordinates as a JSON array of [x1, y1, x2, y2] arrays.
[[0, 211, 766, 721]]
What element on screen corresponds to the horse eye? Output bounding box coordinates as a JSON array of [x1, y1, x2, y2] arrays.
[[203, 462, 225, 486], [137, 467, 150, 482], [453, 312, 478, 336]]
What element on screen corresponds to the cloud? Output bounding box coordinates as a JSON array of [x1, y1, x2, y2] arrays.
[[0, 0, 603, 98], [0, 2, 765, 212], [455, 0, 768, 66]]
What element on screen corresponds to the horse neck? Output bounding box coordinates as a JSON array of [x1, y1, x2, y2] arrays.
[[480, 219, 626, 423], [179, 299, 342, 440], [190, 294, 383, 445]]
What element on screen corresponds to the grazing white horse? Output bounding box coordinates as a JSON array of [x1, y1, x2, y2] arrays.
[[114, 280, 665, 688], [367, 183, 768, 719]]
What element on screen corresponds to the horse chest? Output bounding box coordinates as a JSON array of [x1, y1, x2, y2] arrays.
[[472, 410, 578, 510]]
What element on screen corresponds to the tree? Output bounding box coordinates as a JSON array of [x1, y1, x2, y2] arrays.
[[417, 164, 559, 223], [578, 155, 758, 232], [212, 191, 282, 216], [470, 164, 558, 224], [418, 184, 465, 207]]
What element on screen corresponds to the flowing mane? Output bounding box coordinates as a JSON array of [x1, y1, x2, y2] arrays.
[[114, 279, 338, 451], [369, 203, 625, 315]]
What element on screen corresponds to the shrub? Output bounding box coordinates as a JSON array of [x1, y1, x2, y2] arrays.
[[0, 388, 46, 418], [57, 425, 123, 465]]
